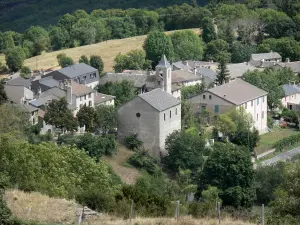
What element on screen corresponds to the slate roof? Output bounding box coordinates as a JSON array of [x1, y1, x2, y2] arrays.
[[71, 81, 93, 97], [39, 76, 60, 88], [226, 63, 257, 79], [94, 93, 115, 104], [138, 88, 180, 111], [5, 85, 32, 104], [172, 70, 202, 83], [283, 84, 300, 96], [157, 55, 171, 68], [207, 79, 268, 105], [197, 67, 217, 80], [58, 63, 97, 78], [251, 52, 282, 61], [278, 61, 300, 73], [19, 103, 38, 113], [6, 77, 31, 88], [172, 61, 192, 70]]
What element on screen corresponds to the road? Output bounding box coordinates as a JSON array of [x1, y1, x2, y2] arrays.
[[260, 146, 300, 166]]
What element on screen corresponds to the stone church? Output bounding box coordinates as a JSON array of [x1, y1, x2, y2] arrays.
[[117, 55, 182, 157]]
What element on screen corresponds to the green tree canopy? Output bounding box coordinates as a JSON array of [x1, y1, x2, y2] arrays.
[[24, 26, 50, 55], [113, 50, 151, 72], [143, 31, 175, 67], [204, 39, 230, 62], [198, 143, 255, 208], [5, 46, 25, 72], [49, 26, 70, 50], [57, 53, 74, 68], [216, 52, 230, 85], [76, 105, 95, 132], [231, 42, 257, 63], [79, 55, 90, 65], [44, 97, 78, 132], [58, 13, 76, 32], [20, 66, 31, 78], [94, 105, 117, 135], [201, 17, 217, 43], [90, 55, 104, 75], [171, 30, 204, 61]]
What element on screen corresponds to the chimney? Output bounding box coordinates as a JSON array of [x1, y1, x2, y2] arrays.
[[66, 80, 72, 104], [224, 94, 226, 98], [38, 87, 42, 94]]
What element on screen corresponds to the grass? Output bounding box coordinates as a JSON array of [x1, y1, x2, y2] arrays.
[[103, 144, 141, 184], [5, 190, 256, 225], [21, 28, 199, 72], [255, 127, 299, 155]]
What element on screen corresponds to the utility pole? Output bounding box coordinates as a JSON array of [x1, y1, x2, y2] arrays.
[[129, 200, 134, 223], [217, 202, 221, 224], [261, 204, 265, 225]]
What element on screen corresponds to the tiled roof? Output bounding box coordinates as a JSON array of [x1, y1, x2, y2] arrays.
[[94, 92, 115, 104], [207, 79, 268, 105], [172, 70, 201, 83], [138, 88, 180, 111], [6, 77, 31, 88], [226, 63, 257, 79], [251, 52, 281, 61], [71, 81, 93, 97], [283, 84, 300, 96]]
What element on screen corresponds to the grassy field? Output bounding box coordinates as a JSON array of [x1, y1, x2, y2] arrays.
[[5, 189, 256, 225], [21, 28, 199, 72], [255, 127, 299, 155], [103, 144, 141, 184]]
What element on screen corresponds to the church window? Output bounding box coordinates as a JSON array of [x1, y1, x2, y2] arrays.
[[209, 95, 212, 99], [170, 110, 171, 118], [176, 108, 178, 115], [136, 113, 141, 118], [203, 95, 206, 99], [164, 113, 166, 121]]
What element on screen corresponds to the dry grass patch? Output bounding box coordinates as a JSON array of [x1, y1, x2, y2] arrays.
[[85, 215, 256, 225], [103, 144, 141, 184], [23, 29, 199, 72], [5, 189, 78, 224]]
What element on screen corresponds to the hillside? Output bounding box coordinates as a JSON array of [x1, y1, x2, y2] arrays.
[[23, 28, 199, 72], [0, 0, 206, 32], [5, 189, 256, 225]]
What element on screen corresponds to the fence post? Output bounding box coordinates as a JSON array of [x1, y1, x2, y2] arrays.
[[261, 204, 265, 225], [217, 202, 221, 224], [175, 200, 180, 221], [129, 200, 134, 223]]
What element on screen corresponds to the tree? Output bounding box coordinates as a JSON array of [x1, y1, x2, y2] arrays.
[[94, 105, 117, 134], [20, 66, 31, 78], [24, 26, 50, 55], [204, 39, 230, 62], [5, 47, 25, 72], [170, 30, 204, 60], [79, 55, 90, 65], [198, 143, 256, 208], [0, 81, 7, 105], [71, 18, 96, 46], [57, 53, 74, 68], [216, 53, 230, 85], [231, 42, 257, 63], [44, 97, 78, 133], [76, 105, 95, 132], [0, 32, 15, 53], [96, 80, 136, 106], [49, 26, 70, 50], [201, 17, 217, 43], [215, 114, 237, 137], [90, 55, 104, 75], [113, 50, 151, 72], [163, 130, 208, 173], [143, 31, 175, 67], [58, 13, 76, 32], [73, 9, 89, 22], [93, 19, 111, 42]]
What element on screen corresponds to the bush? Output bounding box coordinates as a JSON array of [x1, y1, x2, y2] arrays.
[[273, 133, 300, 151], [124, 134, 143, 150], [128, 150, 160, 174]]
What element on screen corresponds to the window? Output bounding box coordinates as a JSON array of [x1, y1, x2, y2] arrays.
[[257, 113, 258, 121], [90, 73, 96, 79], [203, 95, 206, 100], [164, 113, 166, 121], [136, 112, 141, 118], [88, 93, 92, 98], [83, 76, 86, 80], [262, 111, 264, 119], [175, 108, 178, 115], [84, 95, 87, 100], [170, 110, 171, 118], [209, 95, 212, 100], [80, 96, 82, 101], [251, 100, 253, 106], [262, 96, 265, 103], [89, 101, 92, 106], [214, 105, 219, 113], [257, 98, 259, 105]]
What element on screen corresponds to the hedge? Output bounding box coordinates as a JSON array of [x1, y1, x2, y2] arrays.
[[274, 133, 300, 152]]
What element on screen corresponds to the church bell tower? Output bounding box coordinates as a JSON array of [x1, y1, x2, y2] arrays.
[[155, 55, 172, 94]]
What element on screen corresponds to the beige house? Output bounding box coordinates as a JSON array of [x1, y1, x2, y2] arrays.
[[188, 79, 268, 134], [117, 88, 181, 157], [281, 84, 300, 110]]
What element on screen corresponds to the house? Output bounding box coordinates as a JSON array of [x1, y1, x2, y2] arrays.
[[94, 92, 115, 106], [277, 61, 300, 75], [43, 63, 100, 89], [4, 85, 34, 104], [281, 84, 300, 110], [117, 88, 181, 157], [226, 62, 257, 80], [188, 79, 268, 134], [19, 104, 39, 126], [250, 52, 282, 67]]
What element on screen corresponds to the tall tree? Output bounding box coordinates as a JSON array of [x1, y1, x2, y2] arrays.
[[44, 98, 78, 133], [24, 26, 50, 55], [143, 31, 174, 67], [20, 66, 31, 78], [201, 17, 217, 43], [198, 143, 256, 208], [90, 55, 104, 75], [49, 26, 70, 50], [5, 46, 25, 72], [57, 53, 74, 68], [0, 81, 7, 105], [79, 55, 90, 65], [94, 105, 117, 134], [216, 53, 230, 85], [76, 105, 95, 132], [58, 13, 76, 32], [204, 39, 230, 62]]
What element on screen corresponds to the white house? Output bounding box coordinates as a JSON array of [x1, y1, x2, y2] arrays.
[[188, 79, 268, 134], [281, 84, 300, 110]]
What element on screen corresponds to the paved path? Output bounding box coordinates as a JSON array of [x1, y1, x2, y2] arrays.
[[260, 146, 300, 166]]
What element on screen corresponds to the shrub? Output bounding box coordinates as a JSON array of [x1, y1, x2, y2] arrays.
[[128, 150, 160, 174], [273, 133, 300, 151], [124, 134, 143, 150]]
